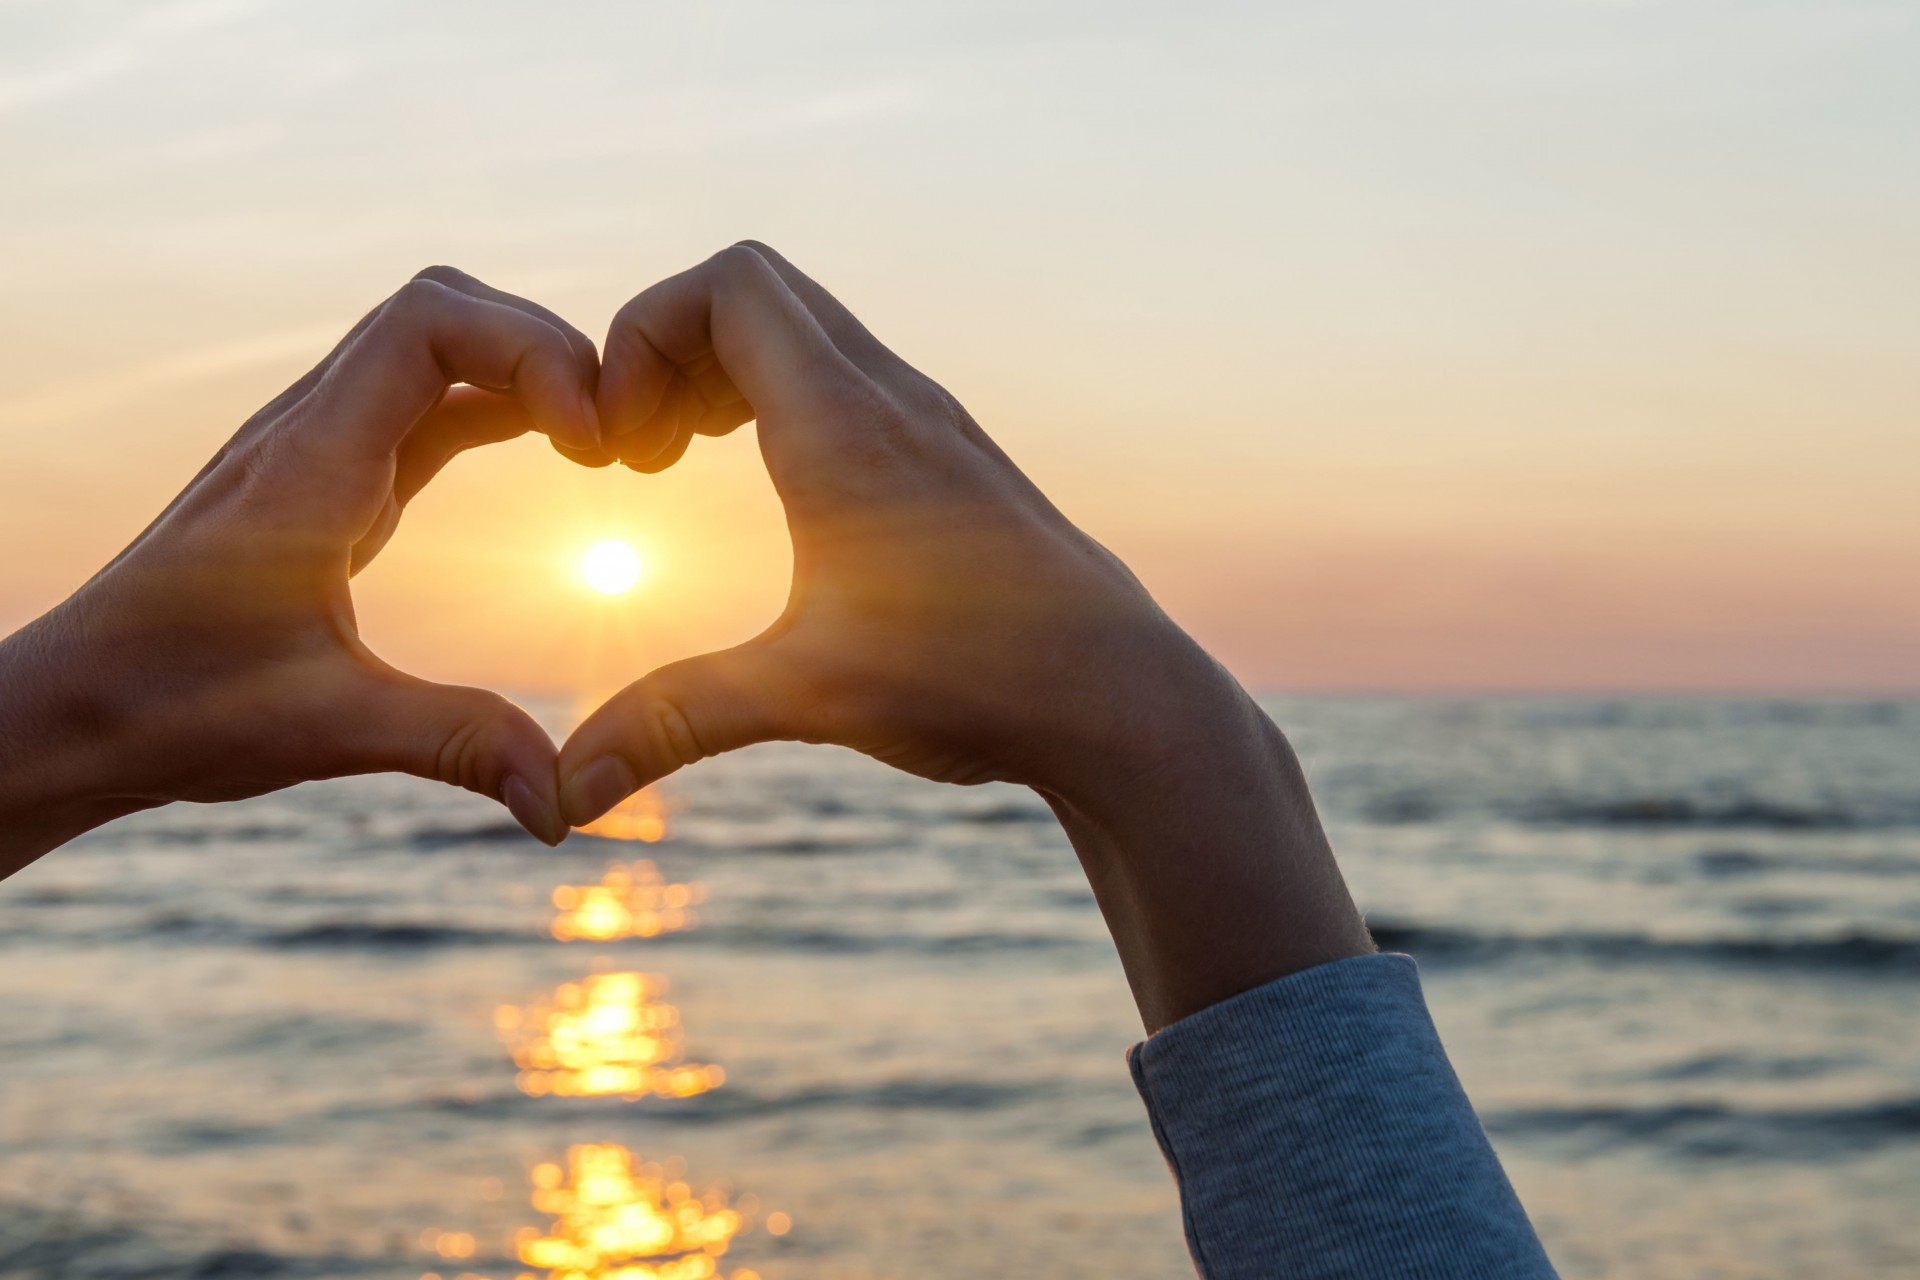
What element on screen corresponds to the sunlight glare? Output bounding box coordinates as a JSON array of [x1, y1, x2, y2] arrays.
[[581, 539, 643, 595]]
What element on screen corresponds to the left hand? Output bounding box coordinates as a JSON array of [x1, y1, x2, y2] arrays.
[[0, 267, 601, 875]]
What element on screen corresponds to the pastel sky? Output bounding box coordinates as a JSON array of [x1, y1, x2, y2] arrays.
[[2, 0, 1915, 694]]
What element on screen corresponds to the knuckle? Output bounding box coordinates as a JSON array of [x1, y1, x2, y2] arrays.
[[607, 294, 656, 348], [434, 715, 488, 792], [650, 698, 706, 770], [410, 263, 471, 288], [708, 242, 779, 294], [386, 275, 457, 323], [433, 693, 512, 790]]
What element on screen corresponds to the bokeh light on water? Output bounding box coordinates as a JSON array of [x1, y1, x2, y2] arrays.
[[419, 1145, 760, 1280], [425, 789, 779, 1280], [8, 701, 1913, 1274], [497, 972, 724, 1101], [577, 790, 670, 845], [549, 859, 706, 943]]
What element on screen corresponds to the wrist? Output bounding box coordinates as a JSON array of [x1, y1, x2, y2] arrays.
[[1036, 667, 1375, 1032], [1037, 629, 1272, 819], [0, 602, 157, 876]]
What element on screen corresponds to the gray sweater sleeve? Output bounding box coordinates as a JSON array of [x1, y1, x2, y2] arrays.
[[1128, 953, 1558, 1279]]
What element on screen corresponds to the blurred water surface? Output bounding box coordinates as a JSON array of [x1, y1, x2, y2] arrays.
[[2, 697, 1918, 1278]]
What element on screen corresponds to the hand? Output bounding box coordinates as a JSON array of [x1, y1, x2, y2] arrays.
[[560, 244, 1373, 1029], [0, 267, 601, 875]]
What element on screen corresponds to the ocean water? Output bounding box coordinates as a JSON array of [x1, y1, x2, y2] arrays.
[[1, 696, 1917, 1278]]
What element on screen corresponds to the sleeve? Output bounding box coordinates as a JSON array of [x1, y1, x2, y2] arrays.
[[1127, 953, 1558, 1280]]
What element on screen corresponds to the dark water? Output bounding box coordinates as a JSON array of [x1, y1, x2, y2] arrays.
[[2, 697, 1917, 1278]]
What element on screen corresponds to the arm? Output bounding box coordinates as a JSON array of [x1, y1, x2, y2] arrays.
[[558, 242, 1557, 1276], [0, 267, 603, 879]]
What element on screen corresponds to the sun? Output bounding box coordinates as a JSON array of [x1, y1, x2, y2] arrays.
[[580, 539, 644, 595]]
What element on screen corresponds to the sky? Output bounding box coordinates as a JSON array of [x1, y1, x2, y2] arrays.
[[1, 0, 1915, 694]]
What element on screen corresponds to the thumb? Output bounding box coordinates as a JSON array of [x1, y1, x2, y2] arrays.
[[343, 673, 565, 845], [558, 643, 796, 827]]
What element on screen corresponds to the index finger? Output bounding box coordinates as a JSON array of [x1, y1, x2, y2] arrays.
[[300, 275, 601, 457], [597, 244, 861, 463]]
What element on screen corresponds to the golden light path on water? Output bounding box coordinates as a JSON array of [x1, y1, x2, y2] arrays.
[[421, 790, 786, 1280], [497, 971, 725, 1101], [550, 850, 705, 944]]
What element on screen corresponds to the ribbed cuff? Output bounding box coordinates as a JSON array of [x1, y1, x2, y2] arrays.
[[1129, 954, 1557, 1279]]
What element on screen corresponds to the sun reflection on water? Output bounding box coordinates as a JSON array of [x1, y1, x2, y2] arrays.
[[497, 972, 724, 1100], [550, 859, 706, 942], [578, 788, 669, 843], [420, 1145, 764, 1280], [518, 1144, 751, 1279], [423, 776, 785, 1279]]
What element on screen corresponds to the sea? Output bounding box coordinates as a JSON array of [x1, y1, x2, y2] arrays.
[[1, 696, 1916, 1279]]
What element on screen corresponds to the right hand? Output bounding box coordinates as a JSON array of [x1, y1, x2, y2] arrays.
[[559, 244, 1374, 1029], [558, 242, 1250, 818]]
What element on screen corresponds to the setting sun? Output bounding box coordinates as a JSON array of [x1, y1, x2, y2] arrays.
[[581, 539, 643, 595]]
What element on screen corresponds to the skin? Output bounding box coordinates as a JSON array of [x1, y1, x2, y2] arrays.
[[0, 267, 601, 877], [0, 247, 1373, 1033], [560, 243, 1375, 1031]]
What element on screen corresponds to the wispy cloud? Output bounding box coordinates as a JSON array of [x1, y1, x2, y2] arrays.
[[0, 0, 266, 116], [0, 324, 339, 430]]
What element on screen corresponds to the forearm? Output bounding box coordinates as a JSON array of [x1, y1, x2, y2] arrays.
[[1040, 681, 1374, 1032], [0, 606, 152, 878], [1041, 677, 1554, 1277]]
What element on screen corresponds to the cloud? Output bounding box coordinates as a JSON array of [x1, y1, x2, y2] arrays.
[[0, 324, 340, 431], [0, 44, 136, 114], [0, 0, 266, 116]]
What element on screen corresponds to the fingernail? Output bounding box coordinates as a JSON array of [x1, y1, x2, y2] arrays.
[[503, 774, 565, 847], [575, 386, 604, 449], [561, 754, 638, 827]]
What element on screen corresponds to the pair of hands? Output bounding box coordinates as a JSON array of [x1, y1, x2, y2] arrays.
[[0, 244, 1371, 1029]]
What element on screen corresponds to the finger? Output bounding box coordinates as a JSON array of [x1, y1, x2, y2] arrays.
[[683, 356, 754, 436], [233, 262, 598, 462], [245, 301, 391, 433], [623, 416, 694, 474], [557, 643, 797, 826], [341, 670, 567, 845], [300, 275, 600, 460], [391, 386, 534, 507], [597, 243, 861, 464], [603, 373, 690, 467], [348, 493, 402, 575], [552, 437, 619, 468], [410, 264, 601, 390], [347, 386, 536, 572], [730, 240, 901, 378]]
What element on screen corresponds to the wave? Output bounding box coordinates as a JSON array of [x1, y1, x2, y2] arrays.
[[108, 911, 1090, 959], [392, 1075, 1059, 1127], [266, 921, 525, 949], [1368, 919, 1920, 974], [1353, 786, 1920, 831], [1692, 847, 1920, 878], [118, 912, 535, 951], [0, 1202, 372, 1279], [682, 924, 1091, 957], [1514, 795, 1886, 830], [405, 821, 541, 850], [1486, 1096, 1920, 1159], [1632, 1051, 1859, 1083]]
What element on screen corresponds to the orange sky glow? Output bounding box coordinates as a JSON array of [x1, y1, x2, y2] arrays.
[[2, 1, 1915, 694]]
